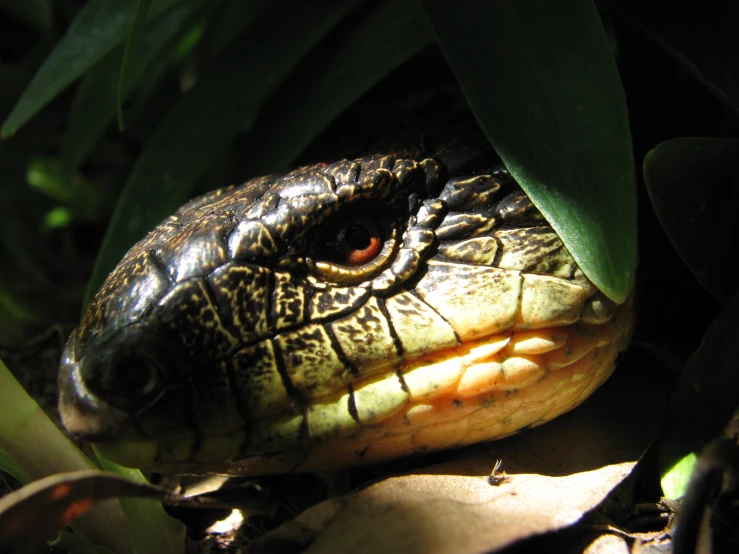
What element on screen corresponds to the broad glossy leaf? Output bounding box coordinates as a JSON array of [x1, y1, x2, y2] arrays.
[[85, 0, 364, 304], [236, 0, 432, 176], [643, 137, 739, 300], [421, 0, 636, 303], [1, 0, 178, 137]]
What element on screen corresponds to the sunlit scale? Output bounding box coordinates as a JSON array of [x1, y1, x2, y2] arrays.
[[59, 137, 635, 475]]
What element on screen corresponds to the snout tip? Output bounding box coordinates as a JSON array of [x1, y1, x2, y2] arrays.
[[58, 341, 130, 441]]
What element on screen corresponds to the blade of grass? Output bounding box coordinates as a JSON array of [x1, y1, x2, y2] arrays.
[[96, 454, 185, 554], [236, 0, 432, 177], [0, 359, 132, 554], [0, 445, 31, 484], [421, 0, 636, 303], [116, 0, 151, 130], [61, 0, 203, 170], [85, 0, 365, 305], [1, 0, 178, 137]]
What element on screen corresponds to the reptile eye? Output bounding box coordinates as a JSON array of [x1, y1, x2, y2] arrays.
[[312, 211, 400, 285], [335, 216, 382, 266]]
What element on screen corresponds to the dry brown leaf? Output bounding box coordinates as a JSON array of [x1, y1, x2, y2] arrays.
[[257, 364, 670, 554]]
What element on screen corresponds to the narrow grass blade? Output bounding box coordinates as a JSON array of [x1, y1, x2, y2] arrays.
[[0, 445, 31, 484], [0, 359, 132, 554], [116, 0, 152, 130], [421, 0, 636, 302], [236, 0, 432, 176], [60, 0, 202, 170], [1, 0, 177, 137], [96, 455, 185, 554], [85, 0, 364, 305]]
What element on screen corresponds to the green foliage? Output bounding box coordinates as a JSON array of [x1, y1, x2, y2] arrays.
[[422, 0, 636, 303], [1, 0, 738, 549]]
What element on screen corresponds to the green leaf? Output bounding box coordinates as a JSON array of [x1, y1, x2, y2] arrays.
[[0, 359, 133, 553], [26, 157, 75, 202], [661, 451, 697, 500], [643, 137, 739, 301], [44, 206, 73, 229], [117, 0, 152, 130], [670, 290, 739, 446], [0, 445, 31, 485], [96, 455, 186, 554], [421, 0, 636, 303], [61, 0, 202, 169], [1, 0, 178, 137], [85, 0, 364, 306], [236, 0, 432, 177]]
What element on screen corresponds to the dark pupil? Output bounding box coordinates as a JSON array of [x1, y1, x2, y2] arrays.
[[340, 223, 371, 250]]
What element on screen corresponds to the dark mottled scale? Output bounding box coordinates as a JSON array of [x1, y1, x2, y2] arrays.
[[156, 212, 233, 282], [497, 190, 546, 226], [221, 340, 290, 418], [244, 192, 280, 219], [328, 296, 400, 375], [272, 271, 307, 332], [208, 263, 272, 344], [270, 172, 336, 197], [322, 160, 360, 185], [274, 324, 349, 397], [187, 361, 245, 433], [228, 220, 283, 261], [435, 213, 499, 240], [78, 249, 171, 345], [357, 155, 394, 176], [439, 174, 507, 213], [147, 279, 239, 359]]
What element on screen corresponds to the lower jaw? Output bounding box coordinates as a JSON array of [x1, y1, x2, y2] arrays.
[[94, 330, 623, 475]]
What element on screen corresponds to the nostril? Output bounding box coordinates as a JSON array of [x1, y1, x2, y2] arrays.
[[112, 355, 160, 397], [81, 350, 163, 411], [120, 358, 156, 394]]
